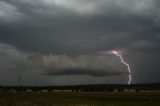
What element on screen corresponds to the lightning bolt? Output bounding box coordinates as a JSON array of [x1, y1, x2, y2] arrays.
[[112, 51, 132, 85]]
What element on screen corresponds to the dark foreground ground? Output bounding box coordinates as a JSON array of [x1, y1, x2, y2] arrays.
[[0, 92, 160, 106]]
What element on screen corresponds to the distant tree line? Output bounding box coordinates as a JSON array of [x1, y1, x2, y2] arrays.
[[0, 83, 160, 92]]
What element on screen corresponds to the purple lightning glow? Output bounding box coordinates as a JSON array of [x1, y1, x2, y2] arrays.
[[112, 51, 132, 85]]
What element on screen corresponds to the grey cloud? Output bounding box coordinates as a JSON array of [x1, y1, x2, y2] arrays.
[[0, 0, 160, 84], [42, 54, 126, 76], [0, 1, 24, 23], [0, 0, 160, 55], [0, 43, 125, 78], [133, 40, 155, 48]]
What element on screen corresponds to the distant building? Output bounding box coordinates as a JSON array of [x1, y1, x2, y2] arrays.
[[124, 89, 136, 92], [41, 89, 48, 92], [113, 89, 118, 92], [26, 89, 32, 92], [52, 90, 72, 92]]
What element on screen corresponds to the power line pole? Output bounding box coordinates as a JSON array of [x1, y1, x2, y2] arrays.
[[18, 74, 21, 92]]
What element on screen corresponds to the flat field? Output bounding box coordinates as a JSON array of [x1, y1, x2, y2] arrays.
[[0, 92, 160, 106]]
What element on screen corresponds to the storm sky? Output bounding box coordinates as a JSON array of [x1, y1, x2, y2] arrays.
[[0, 0, 160, 85]]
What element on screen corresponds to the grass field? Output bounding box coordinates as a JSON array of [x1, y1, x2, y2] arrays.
[[0, 92, 160, 106]]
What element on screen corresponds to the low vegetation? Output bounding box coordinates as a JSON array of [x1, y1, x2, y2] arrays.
[[0, 91, 160, 106]]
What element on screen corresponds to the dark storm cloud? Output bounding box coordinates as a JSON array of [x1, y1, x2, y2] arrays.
[[0, 0, 160, 55], [0, 0, 160, 84]]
